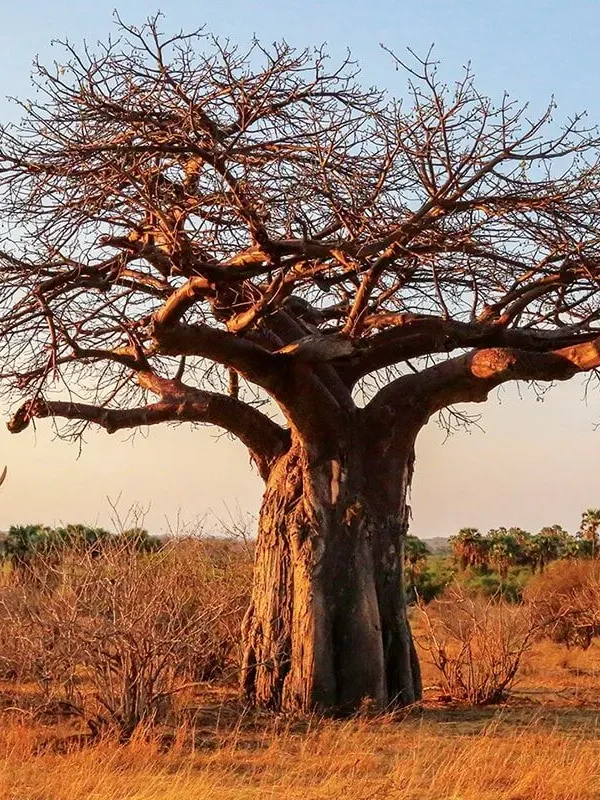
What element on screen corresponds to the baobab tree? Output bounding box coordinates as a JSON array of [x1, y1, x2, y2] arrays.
[[3, 19, 600, 713]]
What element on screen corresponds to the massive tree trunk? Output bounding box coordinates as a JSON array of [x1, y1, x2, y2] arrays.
[[241, 420, 422, 713]]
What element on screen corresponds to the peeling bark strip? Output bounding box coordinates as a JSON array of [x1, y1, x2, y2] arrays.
[[330, 460, 342, 505], [241, 437, 420, 713]]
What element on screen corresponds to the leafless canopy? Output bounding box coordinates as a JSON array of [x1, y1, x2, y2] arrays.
[[2, 17, 600, 476]]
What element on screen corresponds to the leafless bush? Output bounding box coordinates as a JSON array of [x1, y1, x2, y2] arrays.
[[0, 537, 251, 737], [415, 585, 540, 704], [525, 559, 600, 649]]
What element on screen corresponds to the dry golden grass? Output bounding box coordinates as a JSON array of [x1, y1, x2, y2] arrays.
[[1, 704, 600, 800], [516, 639, 600, 705], [1, 636, 600, 800]]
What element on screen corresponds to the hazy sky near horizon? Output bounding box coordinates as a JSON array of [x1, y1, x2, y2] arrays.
[[0, 0, 598, 538]]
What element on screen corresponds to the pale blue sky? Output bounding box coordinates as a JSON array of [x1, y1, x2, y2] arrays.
[[0, 0, 598, 538]]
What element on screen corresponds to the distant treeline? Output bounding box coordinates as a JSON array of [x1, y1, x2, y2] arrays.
[[404, 509, 600, 604], [448, 516, 600, 577], [0, 524, 162, 563]]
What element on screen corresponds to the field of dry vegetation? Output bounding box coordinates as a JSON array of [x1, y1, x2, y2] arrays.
[[0, 535, 599, 799]]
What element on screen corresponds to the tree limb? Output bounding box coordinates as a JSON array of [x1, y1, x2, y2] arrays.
[[150, 320, 283, 394], [343, 315, 600, 385], [7, 389, 289, 480], [368, 337, 600, 418]]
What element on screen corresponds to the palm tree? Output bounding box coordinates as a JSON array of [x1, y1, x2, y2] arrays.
[[450, 528, 488, 571], [507, 528, 533, 568], [487, 528, 522, 580], [579, 510, 600, 559], [530, 525, 571, 572], [404, 535, 430, 567], [3, 524, 47, 565], [404, 535, 431, 601]]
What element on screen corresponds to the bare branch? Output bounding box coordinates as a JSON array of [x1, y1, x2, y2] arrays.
[[8, 385, 288, 480]]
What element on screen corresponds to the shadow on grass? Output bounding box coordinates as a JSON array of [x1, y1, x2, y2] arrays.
[[397, 701, 600, 738], [17, 684, 600, 755]]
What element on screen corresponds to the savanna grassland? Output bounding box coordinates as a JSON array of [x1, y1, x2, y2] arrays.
[[0, 527, 599, 799], [2, 640, 600, 799]]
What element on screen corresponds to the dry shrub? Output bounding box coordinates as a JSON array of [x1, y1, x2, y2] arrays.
[[0, 536, 251, 737], [415, 585, 540, 704], [525, 558, 600, 649]]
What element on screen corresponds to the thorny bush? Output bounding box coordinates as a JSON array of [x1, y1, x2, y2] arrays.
[[415, 585, 542, 704], [0, 537, 251, 738], [525, 559, 600, 649]]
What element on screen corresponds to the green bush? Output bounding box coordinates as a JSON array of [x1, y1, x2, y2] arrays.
[[458, 565, 533, 603], [408, 555, 455, 604]]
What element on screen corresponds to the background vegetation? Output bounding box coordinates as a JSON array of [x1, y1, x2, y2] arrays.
[[0, 512, 597, 796]]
